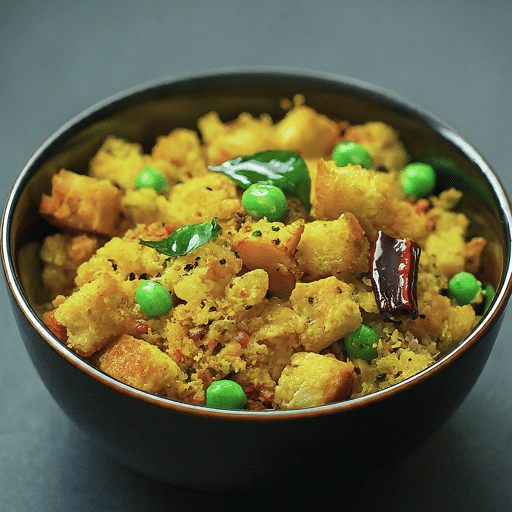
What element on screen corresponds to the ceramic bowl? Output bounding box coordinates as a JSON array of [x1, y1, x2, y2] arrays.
[[3, 68, 512, 489]]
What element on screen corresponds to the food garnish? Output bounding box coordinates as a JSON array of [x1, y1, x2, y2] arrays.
[[209, 149, 312, 211], [139, 218, 222, 257], [370, 230, 422, 320]]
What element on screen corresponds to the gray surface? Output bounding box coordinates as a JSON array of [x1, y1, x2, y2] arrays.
[[1, 1, 511, 510]]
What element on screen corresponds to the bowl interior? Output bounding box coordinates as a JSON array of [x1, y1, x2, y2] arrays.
[[4, 69, 512, 411]]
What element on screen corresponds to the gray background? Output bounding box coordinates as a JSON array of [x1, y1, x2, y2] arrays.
[[1, 1, 511, 511]]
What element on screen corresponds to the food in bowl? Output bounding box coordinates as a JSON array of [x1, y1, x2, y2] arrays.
[[36, 95, 492, 411]]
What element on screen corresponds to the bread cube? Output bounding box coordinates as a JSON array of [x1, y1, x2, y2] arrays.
[[198, 111, 277, 166], [424, 210, 469, 279], [152, 128, 208, 178], [290, 276, 361, 352], [54, 275, 140, 356], [274, 352, 356, 409], [39, 169, 121, 236], [313, 159, 427, 241], [230, 219, 304, 299], [295, 212, 370, 282], [342, 121, 410, 171], [89, 135, 182, 190], [97, 334, 186, 397], [157, 173, 241, 232], [275, 104, 341, 158], [159, 241, 242, 303], [40, 232, 103, 296]]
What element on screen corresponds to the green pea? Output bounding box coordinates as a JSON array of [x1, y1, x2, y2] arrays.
[[400, 162, 436, 198], [344, 325, 380, 361], [448, 271, 482, 306], [242, 183, 287, 222], [332, 141, 373, 170], [135, 167, 168, 194], [206, 380, 247, 410], [136, 280, 173, 318]]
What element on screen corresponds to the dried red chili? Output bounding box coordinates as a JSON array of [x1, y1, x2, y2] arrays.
[[369, 230, 423, 321]]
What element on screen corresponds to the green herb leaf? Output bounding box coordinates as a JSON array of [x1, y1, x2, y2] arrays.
[[139, 218, 222, 257], [209, 150, 312, 211]]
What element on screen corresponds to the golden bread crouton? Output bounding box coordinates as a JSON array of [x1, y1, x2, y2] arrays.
[[290, 276, 362, 352], [464, 237, 487, 274], [245, 300, 304, 380], [275, 104, 341, 158], [402, 283, 476, 348], [295, 213, 370, 282], [274, 352, 356, 409], [97, 334, 187, 397], [75, 232, 170, 287], [236, 366, 279, 409], [198, 111, 277, 165], [157, 173, 241, 232], [39, 169, 121, 236], [342, 121, 410, 171], [54, 275, 141, 356], [151, 128, 208, 178], [350, 340, 436, 399], [121, 188, 161, 227], [225, 269, 269, 311], [230, 219, 304, 299], [88, 135, 182, 190], [159, 241, 242, 303], [40, 232, 103, 296], [424, 210, 469, 279], [351, 279, 380, 314], [313, 159, 427, 241]]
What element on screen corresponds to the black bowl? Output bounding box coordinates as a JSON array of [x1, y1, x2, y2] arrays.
[[3, 68, 512, 489]]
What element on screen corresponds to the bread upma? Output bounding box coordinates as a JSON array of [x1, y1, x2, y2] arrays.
[[38, 95, 491, 410]]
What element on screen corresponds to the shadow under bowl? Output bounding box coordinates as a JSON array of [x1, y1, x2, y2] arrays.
[[2, 68, 512, 489]]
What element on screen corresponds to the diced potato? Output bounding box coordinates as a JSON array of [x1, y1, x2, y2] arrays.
[[274, 352, 356, 409], [290, 276, 362, 352], [342, 121, 410, 171], [295, 212, 370, 281], [230, 219, 304, 299], [97, 334, 187, 397], [39, 169, 121, 236]]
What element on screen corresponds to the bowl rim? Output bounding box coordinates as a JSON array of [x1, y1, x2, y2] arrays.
[[3, 65, 512, 420]]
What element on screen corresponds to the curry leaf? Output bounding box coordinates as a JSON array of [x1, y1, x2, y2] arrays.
[[209, 150, 312, 211], [139, 218, 222, 257]]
